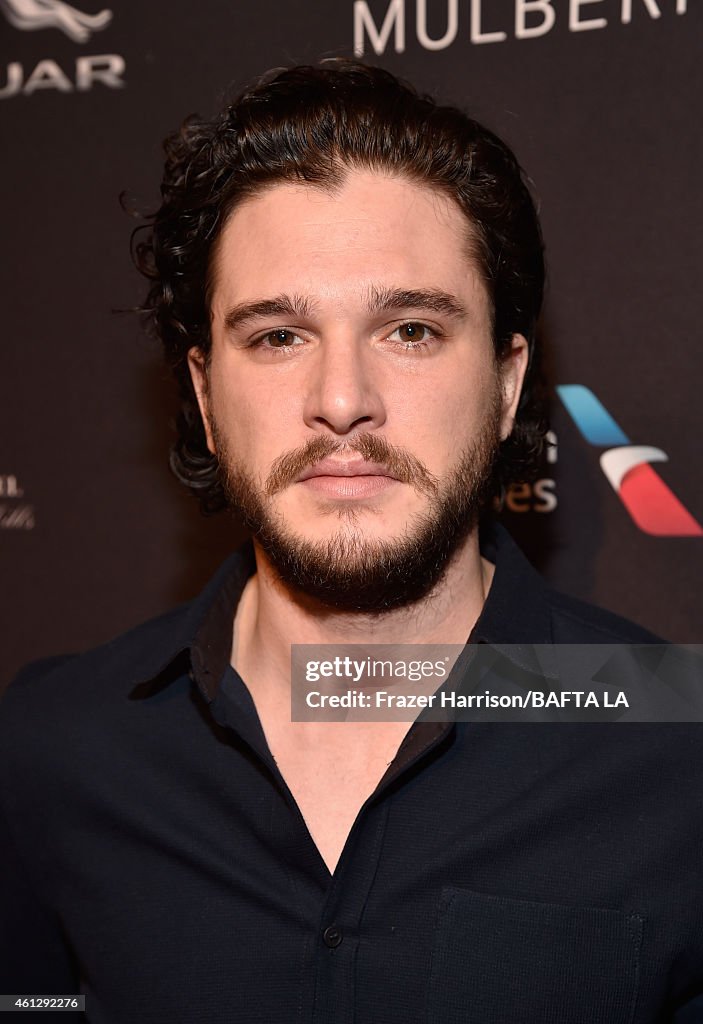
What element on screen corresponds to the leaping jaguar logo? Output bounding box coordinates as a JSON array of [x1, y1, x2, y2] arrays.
[[0, 0, 112, 43]]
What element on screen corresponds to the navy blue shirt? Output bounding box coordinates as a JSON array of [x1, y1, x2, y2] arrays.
[[1, 525, 702, 1022]]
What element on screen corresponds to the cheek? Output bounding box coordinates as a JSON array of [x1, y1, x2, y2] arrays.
[[208, 361, 301, 466], [390, 364, 498, 463]]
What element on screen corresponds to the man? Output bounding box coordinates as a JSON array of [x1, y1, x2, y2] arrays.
[[1, 61, 702, 1023]]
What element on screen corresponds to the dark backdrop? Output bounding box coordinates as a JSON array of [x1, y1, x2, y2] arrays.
[[1, 0, 700, 687]]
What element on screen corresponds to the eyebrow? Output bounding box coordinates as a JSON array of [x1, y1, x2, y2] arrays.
[[222, 294, 313, 333], [221, 286, 468, 333], [365, 285, 468, 320]]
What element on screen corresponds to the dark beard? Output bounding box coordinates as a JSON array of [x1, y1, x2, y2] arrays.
[[212, 401, 501, 613]]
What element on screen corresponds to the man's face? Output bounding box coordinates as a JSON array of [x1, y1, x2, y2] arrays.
[[189, 169, 527, 611]]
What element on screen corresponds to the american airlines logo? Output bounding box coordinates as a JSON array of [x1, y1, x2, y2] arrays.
[[557, 385, 702, 537], [0, 0, 125, 99]]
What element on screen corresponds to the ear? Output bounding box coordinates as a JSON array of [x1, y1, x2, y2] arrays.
[[187, 346, 215, 454], [498, 334, 529, 441]]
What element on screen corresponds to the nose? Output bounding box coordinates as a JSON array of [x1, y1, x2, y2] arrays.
[[302, 333, 386, 436]]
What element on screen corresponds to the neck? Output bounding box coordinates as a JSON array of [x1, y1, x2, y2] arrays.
[[231, 529, 494, 694]]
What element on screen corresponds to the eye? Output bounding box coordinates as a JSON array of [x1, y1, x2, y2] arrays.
[[387, 322, 437, 347], [259, 329, 305, 349]]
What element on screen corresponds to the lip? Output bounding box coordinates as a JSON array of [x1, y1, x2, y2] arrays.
[[296, 458, 399, 482], [300, 474, 398, 499]]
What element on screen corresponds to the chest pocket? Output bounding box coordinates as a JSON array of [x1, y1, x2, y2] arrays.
[[427, 887, 643, 1024]]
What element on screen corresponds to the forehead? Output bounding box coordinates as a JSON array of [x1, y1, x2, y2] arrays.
[[209, 169, 489, 315]]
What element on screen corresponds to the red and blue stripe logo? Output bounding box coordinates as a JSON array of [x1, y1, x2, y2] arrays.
[[556, 385, 701, 537]]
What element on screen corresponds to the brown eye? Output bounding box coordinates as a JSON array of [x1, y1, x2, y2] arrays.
[[267, 330, 295, 347], [263, 329, 302, 348], [398, 323, 430, 343]]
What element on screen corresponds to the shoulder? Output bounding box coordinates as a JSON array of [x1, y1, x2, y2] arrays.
[[3, 544, 252, 706], [482, 521, 664, 645], [544, 589, 667, 643], [0, 602, 192, 744], [0, 601, 201, 831], [545, 587, 663, 644], [0, 547, 249, 769]]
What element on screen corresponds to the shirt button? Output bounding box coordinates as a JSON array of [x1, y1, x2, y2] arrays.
[[322, 924, 343, 948]]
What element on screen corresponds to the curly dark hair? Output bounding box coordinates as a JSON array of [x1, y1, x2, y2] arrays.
[[133, 59, 546, 514]]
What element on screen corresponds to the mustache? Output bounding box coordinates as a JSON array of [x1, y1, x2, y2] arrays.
[[265, 433, 439, 499]]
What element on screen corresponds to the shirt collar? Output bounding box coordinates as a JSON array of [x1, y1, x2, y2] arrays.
[[470, 520, 554, 675], [127, 546, 254, 698], [130, 520, 554, 699]]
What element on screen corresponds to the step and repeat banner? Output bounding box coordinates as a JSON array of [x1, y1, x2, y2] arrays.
[[1, 0, 700, 684]]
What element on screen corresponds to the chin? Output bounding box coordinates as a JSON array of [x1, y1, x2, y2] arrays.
[[213, 415, 501, 611], [250, 508, 475, 613]]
